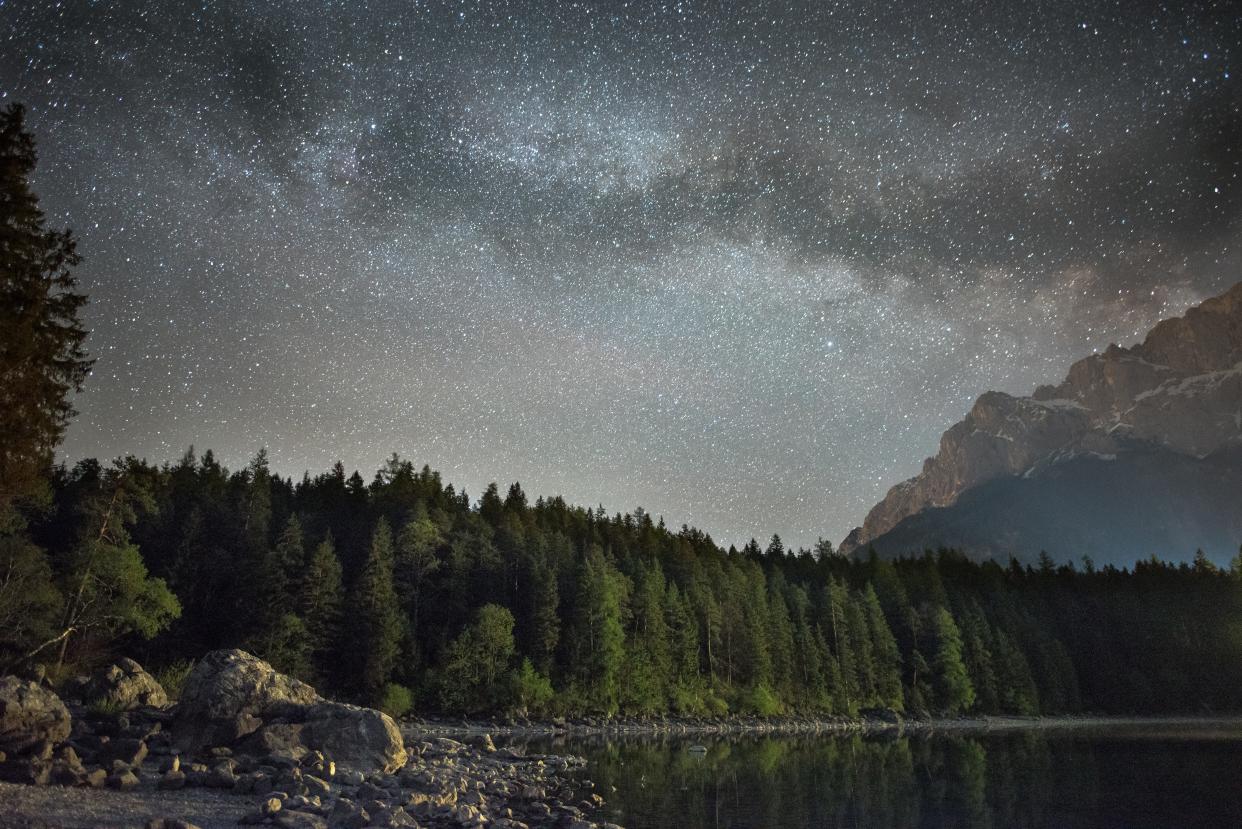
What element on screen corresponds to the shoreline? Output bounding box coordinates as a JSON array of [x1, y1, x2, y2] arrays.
[[402, 713, 1242, 741]]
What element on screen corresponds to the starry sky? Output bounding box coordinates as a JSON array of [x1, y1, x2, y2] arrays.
[[2, 0, 1239, 549]]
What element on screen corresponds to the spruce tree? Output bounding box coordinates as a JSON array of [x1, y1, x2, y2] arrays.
[[349, 519, 402, 701], [300, 534, 344, 688], [926, 606, 975, 715], [247, 515, 308, 675], [570, 547, 626, 712], [394, 506, 441, 655], [861, 584, 904, 711], [622, 562, 672, 713], [0, 104, 92, 514]]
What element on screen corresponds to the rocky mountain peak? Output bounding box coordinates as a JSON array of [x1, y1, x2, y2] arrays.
[[841, 281, 1242, 557]]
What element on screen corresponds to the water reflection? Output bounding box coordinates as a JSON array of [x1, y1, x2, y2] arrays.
[[516, 723, 1242, 828]]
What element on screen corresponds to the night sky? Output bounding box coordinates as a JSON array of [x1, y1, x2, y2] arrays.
[[2, 1, 1238, 549]]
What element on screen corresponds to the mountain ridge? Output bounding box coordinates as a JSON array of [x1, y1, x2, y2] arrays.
[[841, 281, 1242, 563]]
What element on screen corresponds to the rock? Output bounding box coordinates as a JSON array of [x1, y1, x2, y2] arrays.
[[299, 702, 406, 775], [0, 677, 71, 756], [172, 649, 319, 751], [327, 799, 369, 829], [262, 796, 284, 816], [303, 773, 331, 796], [98, 736, 148, 767], [284, 793, 317, 811], [272, 812, 328, 829], [335, 767, 365, 786], [48, 745, 88, 786], [205, 760, 237, 788], [0, 755, 52, 785], [371, 805, 418, 828], [356, 781, 387, 802], [280, 814, 328, 829], [158, 769, 187, 790], [240, 721, 308, 762], [83, 767, 107, 787], [253, 772, 275, 795], [452, 803, 484, 825], [106, 768, 139, 789], [81, 658, 169, 710]]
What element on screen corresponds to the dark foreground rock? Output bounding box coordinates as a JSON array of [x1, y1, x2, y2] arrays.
[[0, 676, 72, 755]]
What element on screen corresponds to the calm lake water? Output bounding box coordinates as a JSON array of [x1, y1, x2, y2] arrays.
[[515, 722, 1242, 829]]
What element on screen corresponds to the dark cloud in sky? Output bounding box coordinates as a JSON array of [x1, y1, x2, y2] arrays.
[[2, 0, 1238, 546]]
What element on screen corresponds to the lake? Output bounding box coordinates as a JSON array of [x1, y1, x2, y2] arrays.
[[515, 721, 1242, 828]]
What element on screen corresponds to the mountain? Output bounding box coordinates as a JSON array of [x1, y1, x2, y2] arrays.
[[841, 281, 1242, 565]]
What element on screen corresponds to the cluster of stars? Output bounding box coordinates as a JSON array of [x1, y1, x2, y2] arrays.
[[1, 0, 1237, 547]]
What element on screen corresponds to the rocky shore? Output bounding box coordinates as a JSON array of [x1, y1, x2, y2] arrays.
[[0, 651, 618, 829]]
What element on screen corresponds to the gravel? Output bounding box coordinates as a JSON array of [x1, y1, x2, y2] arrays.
[[0, 779, 252, 828]]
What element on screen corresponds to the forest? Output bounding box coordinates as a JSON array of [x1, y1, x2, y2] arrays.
[[4, 99, 1242, 723], [5, 448, 1242, 721]]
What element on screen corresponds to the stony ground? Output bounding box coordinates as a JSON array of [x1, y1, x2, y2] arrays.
[[0, 653, 618, 829], [0, 779, 253, 828], [0, 731, 611, 829]]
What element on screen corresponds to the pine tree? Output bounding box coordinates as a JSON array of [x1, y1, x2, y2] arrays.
[[0, 104, 93, 514], [348, 519, 402, 701]]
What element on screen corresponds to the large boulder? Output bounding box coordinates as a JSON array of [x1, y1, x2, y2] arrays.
[[171, 650, 406, 775], [172, 650, 318, 751], [81, 658, 169, 710], [0, 677, 71, 755], [301, 701, 407, 774]]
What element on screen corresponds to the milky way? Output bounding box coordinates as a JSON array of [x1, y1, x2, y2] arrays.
[[2, 0, 1238, 548]]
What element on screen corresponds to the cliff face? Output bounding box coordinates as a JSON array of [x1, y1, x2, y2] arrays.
[[841, 281, 1242, 560]]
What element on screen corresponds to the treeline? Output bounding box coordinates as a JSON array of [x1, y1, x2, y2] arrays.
[[6, 449, 1242, 719]]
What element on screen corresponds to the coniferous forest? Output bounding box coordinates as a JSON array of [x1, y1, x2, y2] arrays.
[[5, 100, 1242, 724], [5, 448, 1242, 721]]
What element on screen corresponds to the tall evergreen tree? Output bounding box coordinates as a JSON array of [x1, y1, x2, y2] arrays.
[[0, 104, 92, 514], [925, 606, 975, 715], [246, 515, 308, 675], [300, 534, 344, 688], [861, 584, 904, 710], [394, 506, 441, 667], [348, 519, 402, 701], [569, 547, 626, 712]]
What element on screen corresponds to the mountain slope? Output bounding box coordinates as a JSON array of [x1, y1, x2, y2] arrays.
[[841, 281, 1242, 565]]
